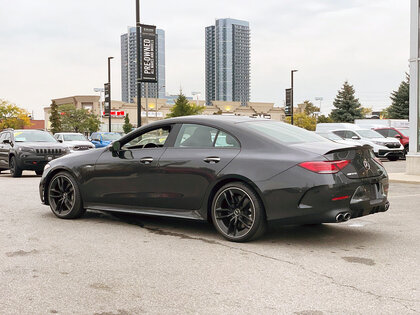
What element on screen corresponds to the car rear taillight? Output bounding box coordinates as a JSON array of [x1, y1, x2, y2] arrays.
[[298, 160, 350, 174]]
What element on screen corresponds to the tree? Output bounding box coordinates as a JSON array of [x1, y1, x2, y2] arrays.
[[330, 81, 363, 122], [361, 107, 372, 118], [166, 93, 204, 118], [0, 99, 31, 130], [302, 100, 320, 116], [58, 104, 101, 133], [49, 100, 61, 134], [285, 113, 317, 131], [387, 74, 409, 119], [123, 114, 134, 134], [317, 115, 333, 124]]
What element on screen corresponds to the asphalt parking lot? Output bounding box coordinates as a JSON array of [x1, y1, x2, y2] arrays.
[[0, 161, 419, 314]]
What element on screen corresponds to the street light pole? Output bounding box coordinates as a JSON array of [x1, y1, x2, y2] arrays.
[[291, 70, 298, 125], [108, 57, 114, 132], [136, 0, 142, 128]]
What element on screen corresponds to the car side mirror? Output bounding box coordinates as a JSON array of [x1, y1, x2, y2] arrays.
[[3, 139, 10, 144], [351, 136, 360, 140], [92, 138, 100, 142], [395, 135, 401, 139], [58, 139, 63, 143]]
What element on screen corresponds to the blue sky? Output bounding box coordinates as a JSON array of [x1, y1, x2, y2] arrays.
[[0, 0, 410, 118]]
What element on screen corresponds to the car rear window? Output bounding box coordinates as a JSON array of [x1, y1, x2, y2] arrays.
[[242, 121, 327, 144]]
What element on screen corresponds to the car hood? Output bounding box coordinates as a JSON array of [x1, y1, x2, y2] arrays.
[[64, 141, 94, 147], [367, 137, 400, 144]]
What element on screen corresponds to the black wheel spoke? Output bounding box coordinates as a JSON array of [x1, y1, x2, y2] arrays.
[[216, 213, 234, 220], [64, 198, 72, 210], [224, 191, 234, 208], [239, 198, 250, 211], [238, 217, 252, 229]]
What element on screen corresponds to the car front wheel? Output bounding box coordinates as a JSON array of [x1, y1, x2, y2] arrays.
[[47, 172, 85, 219], [10, 156, 22, 177], [211, 182, 266, 242]]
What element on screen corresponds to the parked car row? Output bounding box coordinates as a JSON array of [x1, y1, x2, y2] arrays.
[[316, 123, 407, 161], [0, 129, 125, 177]]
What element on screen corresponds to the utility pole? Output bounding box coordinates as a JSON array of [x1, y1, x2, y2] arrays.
[[136, 0, 142, 128], [291, 69, 298, 125], [108, 56, 114, 132]]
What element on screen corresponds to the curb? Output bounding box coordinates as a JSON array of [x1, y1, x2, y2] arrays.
[[388, 173, 420, 185]]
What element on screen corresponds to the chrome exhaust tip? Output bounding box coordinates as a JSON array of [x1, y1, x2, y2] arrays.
[[336, 213, 344, 222], [343, 212, 352, 221]]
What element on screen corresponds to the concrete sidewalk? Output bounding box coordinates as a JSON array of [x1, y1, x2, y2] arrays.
[[388, 172, 420, 184]]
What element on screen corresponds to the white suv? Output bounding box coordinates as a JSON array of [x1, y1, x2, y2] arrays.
[[331, 129, 403, 161]]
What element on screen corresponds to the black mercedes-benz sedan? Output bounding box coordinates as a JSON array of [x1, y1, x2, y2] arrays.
[[39, 116, 390, 242]]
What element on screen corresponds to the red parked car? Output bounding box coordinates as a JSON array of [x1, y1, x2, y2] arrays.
[[374, 127, 409, 157]]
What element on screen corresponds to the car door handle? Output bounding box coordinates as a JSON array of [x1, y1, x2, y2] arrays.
[[140, 157, 154, 164], [203, 157, 220, 164]]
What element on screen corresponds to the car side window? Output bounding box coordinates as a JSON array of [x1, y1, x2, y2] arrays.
[[388, 130, 399, 137], [0, 133, 5, 143], [122, 126, 171, 150], [345, 131, 358, 139], [174, 124, 218, 148], [214, 131, 240, 148], [333, 130, 346, 138]]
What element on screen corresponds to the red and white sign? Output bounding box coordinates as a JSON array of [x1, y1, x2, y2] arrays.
[[102, 110, 126, 117]]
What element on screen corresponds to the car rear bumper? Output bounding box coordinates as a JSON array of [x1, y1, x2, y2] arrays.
[[259, 166, 390, 224]]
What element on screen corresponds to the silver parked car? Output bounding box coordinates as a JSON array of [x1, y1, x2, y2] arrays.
[[54, 133, 95, 152]]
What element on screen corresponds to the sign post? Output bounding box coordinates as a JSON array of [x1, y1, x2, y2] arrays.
[[285, 88, 292, 118], [104, 83, 110, 117], [140, 24, 158, 83]]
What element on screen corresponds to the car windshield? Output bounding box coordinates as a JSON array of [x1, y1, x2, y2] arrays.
[[63, 134, 87, 141], [14, 131, 56, 142], [357, 130, 384, 139], [243, 121, 327, 144], [102, 133, 121, 141], [398, 129, 410, 137]]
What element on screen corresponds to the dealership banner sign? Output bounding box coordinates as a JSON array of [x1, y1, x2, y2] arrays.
[[140, 24, 157, 83]]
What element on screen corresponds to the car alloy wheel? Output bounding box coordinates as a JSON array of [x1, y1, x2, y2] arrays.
[[212, 182, 266, 242], [48, 172, 85, 219], [10, 156, 22, 177]]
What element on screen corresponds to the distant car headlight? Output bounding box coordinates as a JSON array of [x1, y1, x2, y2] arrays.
[[18, 146, 35, 152], [44, 163, 51, 171]]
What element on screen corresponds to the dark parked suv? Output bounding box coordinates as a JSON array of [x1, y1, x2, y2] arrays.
[[0, 129, 69, 177]]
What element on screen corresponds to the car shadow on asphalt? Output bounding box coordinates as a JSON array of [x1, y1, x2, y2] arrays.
[[76, 210, 389, 247]]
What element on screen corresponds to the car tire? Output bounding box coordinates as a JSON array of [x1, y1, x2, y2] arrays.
[[211, 182, 266, 242], [10, 156, 22, 177], [35, 170, 43, 176], [387, 156, 399, 161], [47, 171, 85, 219], [404, 146, 408, 158]]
